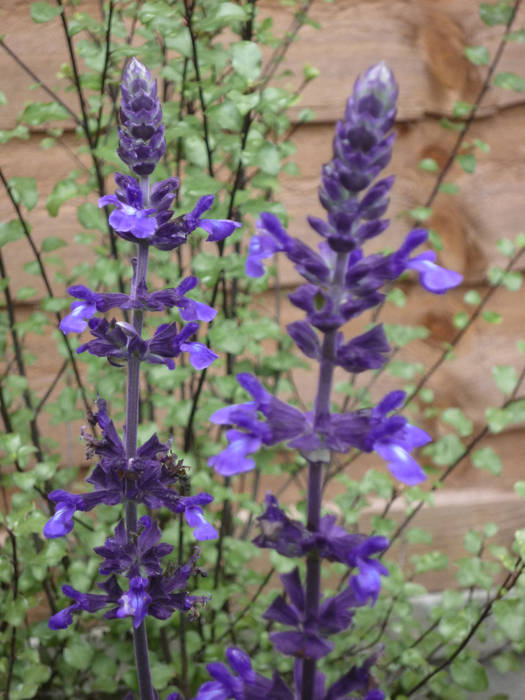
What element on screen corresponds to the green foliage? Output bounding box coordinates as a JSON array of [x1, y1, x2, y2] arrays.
[[1, 1, 525, 698]]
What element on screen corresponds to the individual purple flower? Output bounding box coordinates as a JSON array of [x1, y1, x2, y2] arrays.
[[99, 187, 157, 239], [347, 537, 389, 606], [185, 195, 242, 243], [145, 321, 218, 370], [76, 317, 130, 365], [184, 504, 218, 541], [366, 391, 432, 484], [116, 576, 152, 628], [43, 491, 84, 538], [194, 647, 291, 700], [391, 228, 463, 294], [253, 493, 316, 557], [208, 374, 313, 476]]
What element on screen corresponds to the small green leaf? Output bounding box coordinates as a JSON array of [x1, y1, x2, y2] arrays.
[[303, 64, 320, 81], [438, 182, 459, 195], [16, 286, 37, 301], [46, 179, 78, 216], [453, 311, 469, 329], [20, 101, 70, 125], [41, 236, 66, 252], [408, 206, 432, 222], [418, 158, 439, 172], [440, 117, 465, 132], [232, 41, 262, 82], [473, 447, 502, 475], [514, 481, 525, 499], [453, 100, 473, 117], [506, 28, 525, 41], [480, 2, 513, 26], [451, 655, 488, 691], [492, 364, 518, 395], [457, 153, 476, 174], [228, 90, 259, 116], [464, 45, 490, 65], [0, 219, 24, 247], [464, 290, 481, 305], [473, 138, 491, 153], [441, 408, 473, 437], [493, 72, 525, 91], [31, 1, 63, 23], [8, 177, 38, 211], [464, 530, 483, 554], [482, 310, 502, 324], [77, 202, 106, 231], [64, 638, 94, 671], [497, 237, 515, 256]]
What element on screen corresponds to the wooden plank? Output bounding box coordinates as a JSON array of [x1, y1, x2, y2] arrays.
[[2, 0, 525, 129]]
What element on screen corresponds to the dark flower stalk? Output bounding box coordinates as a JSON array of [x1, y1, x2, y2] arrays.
[[43, 58, 239, 700], [126, 179, 154, 697]]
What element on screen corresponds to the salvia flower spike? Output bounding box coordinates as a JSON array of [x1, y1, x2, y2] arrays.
[[200, 62, 462, 700], [44, 57, 239, 700]]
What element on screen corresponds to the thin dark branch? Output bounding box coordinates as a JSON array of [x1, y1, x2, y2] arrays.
[[0, 249, 43, 459], [94, 0, 114, 146], [404, 559, 524, 696], [183, 0, 214, 177], [0, 166, 91, 413], [4, 528, 19, 700], [259, 0, 314, 87], [385, 359, 525, 551], [34, 360, 68, 416], [0, 39, 81, 126], [422, 0, 524, 208]]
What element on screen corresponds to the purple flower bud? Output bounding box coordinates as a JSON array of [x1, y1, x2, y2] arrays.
[[117, 58, 166, 175]]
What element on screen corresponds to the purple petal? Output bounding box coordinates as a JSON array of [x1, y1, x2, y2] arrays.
[[59, 302, 97, 334], [200, 218, 241, 242], [180, 299, 217, 323], [180, 342, 218, 369], [374, 441, 427, 485], [184, 506, 218, 541], [407, 252, 463, 294]]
